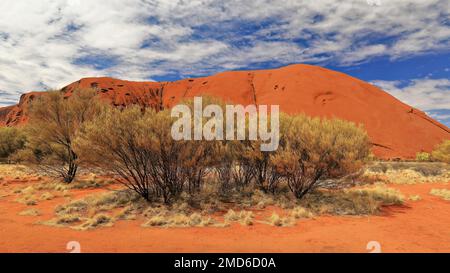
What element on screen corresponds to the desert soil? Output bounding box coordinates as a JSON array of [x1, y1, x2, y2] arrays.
[[0, 178, 449, 253]]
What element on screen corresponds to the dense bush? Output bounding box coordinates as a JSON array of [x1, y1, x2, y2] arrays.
[[75, 100, 370, 202], [431, 140, 450, 163], [16, 89, 104, 183], [75, 106, 216, 203], [272, 114, 370, 199], [0, 127, 26, 162]]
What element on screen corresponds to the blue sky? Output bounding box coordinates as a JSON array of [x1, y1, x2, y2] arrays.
[[0, 0, 449, 126]]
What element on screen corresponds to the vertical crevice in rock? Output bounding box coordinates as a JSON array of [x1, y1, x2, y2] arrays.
[[248, 72, 257, 105]]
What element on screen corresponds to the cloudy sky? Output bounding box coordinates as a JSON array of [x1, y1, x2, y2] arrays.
[[0, 0, 449, 125]]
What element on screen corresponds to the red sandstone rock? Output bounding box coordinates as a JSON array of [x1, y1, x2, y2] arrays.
[[0, 64, 448, 159]]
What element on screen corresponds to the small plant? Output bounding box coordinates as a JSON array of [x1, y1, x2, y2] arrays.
[[266, 212, 294, 227], [431, 140, 450, 163], [143, 215, 168, 227], [55, 200, 89, 215], [356, 186, 405, 205], [408, 195, 422, 201], [0, 127, 27, 162], [188, 213, 202, 226], [224, 209, 254, 226], [290, 207, 314, 219], [430, 189, 450, 200], [56, 214, 82, 225], [114, 206, 136, 221], [18, 208, 41, 216], [75, 213, 113, 230], [416, 152, 431, 162], [298, 186, 403, 216], [40, 192, 54, 201], [224, 209, 239, 222], [142, 212, 217, 228]]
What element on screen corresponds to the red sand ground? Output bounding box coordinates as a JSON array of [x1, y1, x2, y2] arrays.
[[0, 179, 449, 253], [0, 64, 448, 159]]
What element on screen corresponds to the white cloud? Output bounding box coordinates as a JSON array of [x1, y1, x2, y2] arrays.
[[371, 78, 450, 112], [0, 0, 449, 106]]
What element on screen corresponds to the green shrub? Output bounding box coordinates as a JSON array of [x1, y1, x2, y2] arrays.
[[272, 114, 370, 199], [16, 89, 105, 183], [431, 140, 450, 163], [0, 127, 26, 162], [416, 152, 431, 162]]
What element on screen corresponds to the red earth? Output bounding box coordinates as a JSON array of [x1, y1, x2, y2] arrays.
[[0, 177, 449, 253], [0, 64, 448, 159]]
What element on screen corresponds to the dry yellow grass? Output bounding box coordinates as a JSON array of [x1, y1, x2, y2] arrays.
[[141, 212, 217, 228], [298, 185, 404, 216], [224, 209, 254, 226], [15, 195, 38, 206], [409, 195, 422, 201], [353, 186, 405, 205], [364, 162, 449, 185], [73, 213, 114, 230], [40, 192, 54, 201], [430, 189, 450, 201], [18, 208, 41, 216], [0, 164, 34, 178], [42, 212, 115, 230], [113, 205, 136, 221], [40, 213, 82, 227], [69, 175, 114, 189], [290, 207, 314, 219], [266, 213, 295, 227]]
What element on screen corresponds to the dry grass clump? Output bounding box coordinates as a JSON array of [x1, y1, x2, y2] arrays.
[[73, 213, 113, 230], [32, 181, 68, 192], [68, 175, 114, 189], [266, 213, 295, 227], [224, 209, 254, 226], [251, 191, 275, 209], [15, 187, 39, 206], [48, 190, 152, 229], [113, 205, 137, 221], [0, 164, 33, 178], [83, 190, 142, 211], [43, 212, 114, 230], [356, 186, 405, 205], [13, 182, 70, 204], [56, 214, 82, 225], [18, 208, 41, 216], [54, 190, 140, 219], [364, 162, 449, 184], [298, 186, 404, 215], [40, 213, 82, 227], [42, 213, 114, 230], [17, 186, 35, 195], [31, 175, 112, 192], [43, 189, 142, 230], [40, 192, 54, 201], [290, 207, 314, 219], [142, 212, 217, 228], [430, 189, 450, 201], [364, 169, 447, 185], [55, 199, 89, 215], [409, 195, 422, 201]]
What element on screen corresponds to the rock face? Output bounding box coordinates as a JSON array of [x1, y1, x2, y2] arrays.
[[0, 64, 448, 159]]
